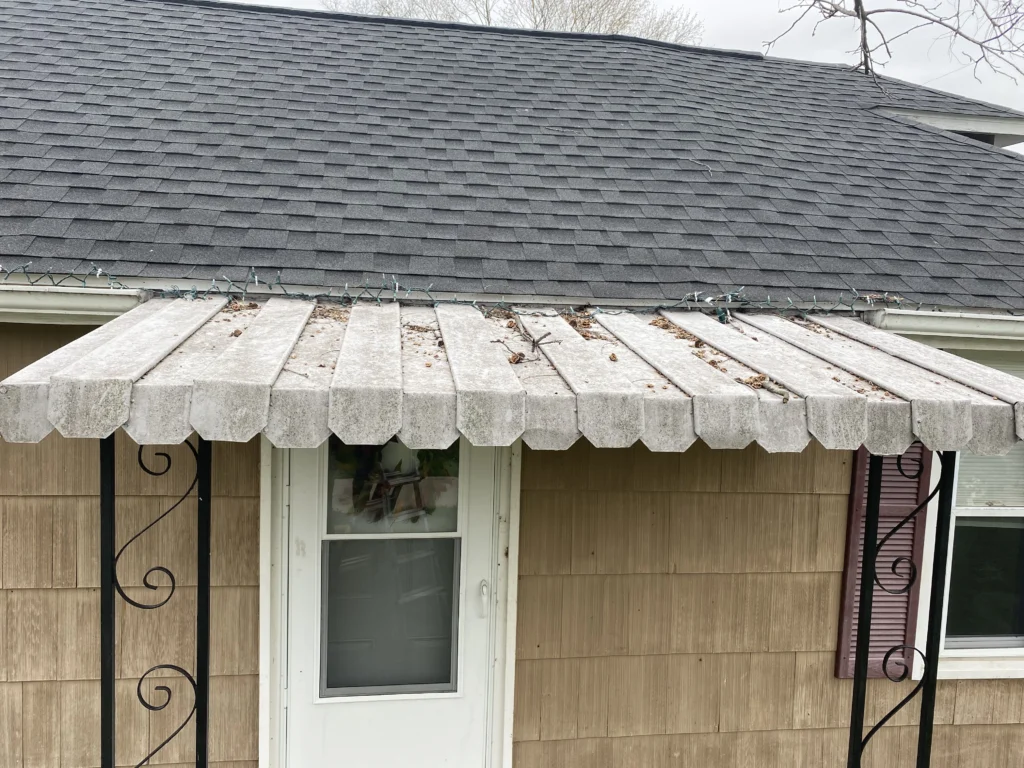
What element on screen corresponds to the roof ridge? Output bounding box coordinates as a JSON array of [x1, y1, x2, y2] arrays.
[[137, 0, 765, 60], [148, 0, 1024, 119]]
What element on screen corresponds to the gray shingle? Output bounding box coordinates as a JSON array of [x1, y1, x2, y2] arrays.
[[0, 0, 1022, 306]]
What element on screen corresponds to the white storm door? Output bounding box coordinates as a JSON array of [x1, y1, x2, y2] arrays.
[[285, 437, 501, 768]]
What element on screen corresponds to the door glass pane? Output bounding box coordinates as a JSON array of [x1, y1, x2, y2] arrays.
[[327, 436, 459, 534], [322, 538, 459, 694], [946, 517, 1024, 648]]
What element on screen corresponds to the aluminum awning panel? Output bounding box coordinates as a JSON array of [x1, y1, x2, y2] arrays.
[[2, 298, 1021, 455]]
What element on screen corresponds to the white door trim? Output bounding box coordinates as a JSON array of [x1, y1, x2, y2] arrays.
[[498, 441, 522, 768], [259, 437, 291, 768], [258, 437, 522, 767]]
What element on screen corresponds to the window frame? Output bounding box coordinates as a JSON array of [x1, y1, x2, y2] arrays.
[[915, 451, 1024, 679], [314, 437, 473, 702]]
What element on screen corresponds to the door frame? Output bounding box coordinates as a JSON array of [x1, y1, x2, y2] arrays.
[[258, 436, 522, 768]]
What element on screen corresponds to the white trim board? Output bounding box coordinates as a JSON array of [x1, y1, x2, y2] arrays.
[[258, 436, 273, 768], [866, 308, 1024, 351], [499, 442, 522, 768], [260, 440, 291, 768], [0, 284, 142, 324]]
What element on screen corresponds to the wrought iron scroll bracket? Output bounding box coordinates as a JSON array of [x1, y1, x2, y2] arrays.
[[112, 444, 198, 610], [847, 449, 957, 768], [100, 434, 212, 768]]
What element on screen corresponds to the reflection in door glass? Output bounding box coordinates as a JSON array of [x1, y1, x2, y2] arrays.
[[326, 436, 459, 534]]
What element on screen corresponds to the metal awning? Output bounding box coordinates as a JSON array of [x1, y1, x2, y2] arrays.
[[3, 296, 1024, 454]]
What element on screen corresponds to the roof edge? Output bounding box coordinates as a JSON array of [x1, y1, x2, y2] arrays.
[[875, 109, 1024, 161], [877, 107, 1024, 147], [1, 271, 1015, 316], [760, 56, 1024, 122], [874, 71, 1024, 121], [146, 0, 763, 60]]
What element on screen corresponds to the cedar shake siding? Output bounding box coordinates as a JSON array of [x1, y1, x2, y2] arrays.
[[0, 324, 259, 768], [512, 442, 1024, 768]]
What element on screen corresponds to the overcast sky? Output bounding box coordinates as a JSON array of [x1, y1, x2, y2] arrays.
[[229, 0, 1022, 142], [691, 1, 1022, 113]]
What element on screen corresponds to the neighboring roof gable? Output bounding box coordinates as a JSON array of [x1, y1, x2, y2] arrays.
[[2, 0, 1023, 308]]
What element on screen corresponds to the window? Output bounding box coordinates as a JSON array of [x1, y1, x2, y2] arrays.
[[946, 407, 1024, 651], [320, 436, 462, 696], [936, 351, 1024, 673], [946, 516, 1024, 649]]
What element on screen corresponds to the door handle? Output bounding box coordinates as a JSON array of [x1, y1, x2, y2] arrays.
[[478, 579, 490, 617]]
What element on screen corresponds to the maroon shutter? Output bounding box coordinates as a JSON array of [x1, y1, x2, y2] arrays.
[[835, 444, 932, 679]]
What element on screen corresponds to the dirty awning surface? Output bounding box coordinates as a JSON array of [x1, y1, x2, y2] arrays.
[[3, 297, 1024, 455]]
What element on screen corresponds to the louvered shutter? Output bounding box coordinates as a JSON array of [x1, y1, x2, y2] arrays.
[[835, 444, 932, 679]]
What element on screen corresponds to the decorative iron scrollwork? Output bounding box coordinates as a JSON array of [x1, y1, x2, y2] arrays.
[[100, 433, 211, 768], [108, 440, 203, 768], [872, 453, 942, 597], [861, 645, 928, 748], [112, 443, 199, 610], [135, 665, 198, 768], [895, 453, 924, 480], [852, 450, 957, 767]]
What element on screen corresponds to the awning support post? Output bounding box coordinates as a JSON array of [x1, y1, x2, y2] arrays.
[[97, 434, 213, 768], [196, 437, 212, 768], [916, 451, 956, 767], [100, 433, 116, 768], [846, 453, 883, 768], [846, 449, 957, 768]]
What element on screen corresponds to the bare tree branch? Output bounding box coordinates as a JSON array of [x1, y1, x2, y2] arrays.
[[771, 0, 1024, 79], [321, 0, 702, 44]]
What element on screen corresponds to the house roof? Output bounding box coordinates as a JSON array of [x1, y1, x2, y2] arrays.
[[3, 297, 1024, 454], [2, 0, 1024, 308]]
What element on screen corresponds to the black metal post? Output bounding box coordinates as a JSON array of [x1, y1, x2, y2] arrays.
[[847, 453, 884, 768], [196, 438, 212, 768], [100, 433, 116, 768], [916, 451, 956, 767]]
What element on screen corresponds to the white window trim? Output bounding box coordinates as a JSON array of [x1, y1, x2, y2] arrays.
[[257, 436, 522, 768], [914, 451, 1024, 679]]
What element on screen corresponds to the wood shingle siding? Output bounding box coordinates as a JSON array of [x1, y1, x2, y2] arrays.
[[0, 323, 259, 768], [512, 441, 1024, 768]]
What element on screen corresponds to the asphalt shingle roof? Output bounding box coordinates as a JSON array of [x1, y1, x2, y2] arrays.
[[2, 0, 1024, 306]]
